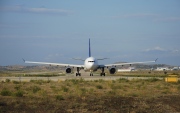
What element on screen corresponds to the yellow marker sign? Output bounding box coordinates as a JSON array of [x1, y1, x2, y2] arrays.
[[165, 75, 178, 82]]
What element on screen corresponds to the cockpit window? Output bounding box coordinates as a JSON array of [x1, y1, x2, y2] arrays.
[[88, 61, 95, 62]]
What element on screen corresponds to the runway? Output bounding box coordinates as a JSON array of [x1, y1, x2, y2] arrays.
[[0, 71, 164, 82]]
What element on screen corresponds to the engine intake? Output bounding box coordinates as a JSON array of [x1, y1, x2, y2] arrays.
[[66, 67, 72, 74], [109, 67, 116, 74]]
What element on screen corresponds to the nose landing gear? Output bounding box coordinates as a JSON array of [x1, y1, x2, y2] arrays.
[[90, 73, 93, 76], [90, 70, 93, 76]]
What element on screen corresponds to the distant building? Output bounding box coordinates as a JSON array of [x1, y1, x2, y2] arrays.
[[172, 67, 179, 70], [156, 67, 170, 71]]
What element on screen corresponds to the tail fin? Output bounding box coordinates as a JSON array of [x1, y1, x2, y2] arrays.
[[89, 38, 91, 57]]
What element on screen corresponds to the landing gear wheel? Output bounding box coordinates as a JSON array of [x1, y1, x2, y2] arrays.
[[76, 73, 81, 76], [102, 73, 105, 76], [90, 73, 93, 76], [100, 73, 105, 76]]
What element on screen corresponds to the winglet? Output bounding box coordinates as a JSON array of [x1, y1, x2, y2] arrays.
[[89, 38, 91, 57], [22, 58, 25, 62], [155, 58, 158, 62]]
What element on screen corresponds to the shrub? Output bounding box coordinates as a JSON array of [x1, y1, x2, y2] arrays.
[[129, 93, 138, 97], [146, 78, 159, 82], [66, 78, 85, 84], [0, 88, 12, 96], [98, 79, 104, 83], [29, 86, 41, 93], [177, 85, 180, 91], [56, 95, 64, 101], [47, 80, 51, 83], [36, 79, 44, 84], [155, 84, 161, 90], [96, 85, 103, 89], [162, 90, 170, 94], [108, 90, 116, 95], [94, 80, 99, 82], [67, 79, 79, 84], [61, 86, 69, 92], [80, 88, 87, 95], [177, 80, 180, 84], [89, 88, 94, 93], [30, 79, 49, 84], [111, 84, 121, 90], [79, 78, 85, 83], [13, 81, 20, 84], [14, 85, 21, 90], [50, 86, 56, 89], [117, 78, 129, 83], [14, 90, 24, 97], [5, 79, 10, 83]]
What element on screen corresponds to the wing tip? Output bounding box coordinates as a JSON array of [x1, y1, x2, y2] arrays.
[[22, 58, 25, 62], [155, 58, 158, 62]]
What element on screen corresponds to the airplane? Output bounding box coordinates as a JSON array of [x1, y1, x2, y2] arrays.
[[23, 39, 158, 76]]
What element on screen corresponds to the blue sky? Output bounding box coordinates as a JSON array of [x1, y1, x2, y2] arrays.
[[0, 0, 180, 66]]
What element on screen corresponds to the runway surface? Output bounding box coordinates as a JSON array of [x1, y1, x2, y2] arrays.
[[0, 71, 164, 82]]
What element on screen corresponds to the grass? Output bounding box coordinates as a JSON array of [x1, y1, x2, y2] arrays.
[[2, 78, 177, 98], [61, 86, 69, 92], [0, 77, 180, 112]]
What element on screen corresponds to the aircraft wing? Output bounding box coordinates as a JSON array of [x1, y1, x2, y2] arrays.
[[104, 58, 158, 67], [23, 59, 84, 68]]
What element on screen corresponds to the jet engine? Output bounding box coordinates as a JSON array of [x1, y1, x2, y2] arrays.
[[109, 67, 116, 74], [65, 67, 72, 74]]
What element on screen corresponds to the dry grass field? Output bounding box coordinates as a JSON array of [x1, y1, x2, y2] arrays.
[[0, 77, 180, 113]]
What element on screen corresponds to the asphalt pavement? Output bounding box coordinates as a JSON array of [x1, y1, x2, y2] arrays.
[[0, 71, 164, 82]]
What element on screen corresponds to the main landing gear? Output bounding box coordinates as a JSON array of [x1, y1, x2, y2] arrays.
[[100, 67, 105, 76], [76, 67, 81, 76]]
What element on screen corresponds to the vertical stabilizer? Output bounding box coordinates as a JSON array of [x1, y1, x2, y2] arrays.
[[89, 38, 91, 57]]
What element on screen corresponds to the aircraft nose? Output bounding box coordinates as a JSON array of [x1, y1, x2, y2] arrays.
[[87, 62, 94, 69]]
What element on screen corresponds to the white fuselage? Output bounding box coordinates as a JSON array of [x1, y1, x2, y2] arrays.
[[84, 57, 98, 71]]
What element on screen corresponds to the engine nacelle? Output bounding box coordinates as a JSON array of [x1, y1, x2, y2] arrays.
[[65, 67, 72, 74], [109, 67, 116, 74]]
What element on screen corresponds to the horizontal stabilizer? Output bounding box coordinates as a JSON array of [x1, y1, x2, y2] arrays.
[[97, 58, 109, 60], [72, 58, 85, 61]]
